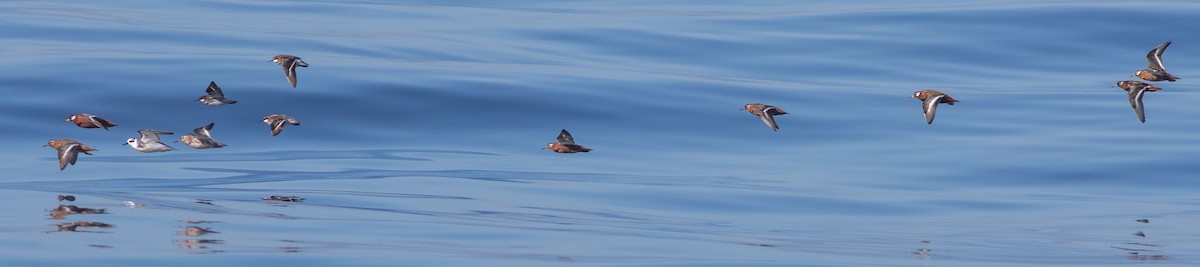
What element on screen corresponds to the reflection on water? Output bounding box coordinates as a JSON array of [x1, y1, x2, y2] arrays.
[[46, 196, 113, 234], [49, 221, 113, 233], [262, 195, 305, 202], [177, 220, 223, 252], [122, 200, 146, 208], [1112, 219, 1169, 261], [49, 205, 106, 220], [912, 240, 932, 258], [179, 225, 218, 236], [4, 148, 1200, 265], [278, 240, 304, 253], [5, 0, 1200, 265], [176, 239, 224, 252], [84, 149, 497, 163]]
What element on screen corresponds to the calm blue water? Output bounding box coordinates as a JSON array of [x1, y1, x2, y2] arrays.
[[2, 1, 1200, 266]]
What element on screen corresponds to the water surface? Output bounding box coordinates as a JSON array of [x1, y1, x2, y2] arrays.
[[2, 1, 1199, 266]]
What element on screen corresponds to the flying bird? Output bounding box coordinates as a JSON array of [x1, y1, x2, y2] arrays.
[[125, 129, 175, 152], [271, 54, 309, 88], [545, 129, 591, 153], [44, 139, 96, 171], [178, 123, 227, 149], [911, 90, 959, 124], [1114, 80, 1162, 123], [741, 103, 788, 131], [65, 113, 118, 130], [1133, 41, 1179, 82], [262, 114, 301, 136], [198, 81, 237, 106]]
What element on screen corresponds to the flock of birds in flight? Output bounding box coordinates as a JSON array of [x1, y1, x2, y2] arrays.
[[45, 54, 308, 171], [44, 41, 1181, 170], [741, 41, 1181, 129]]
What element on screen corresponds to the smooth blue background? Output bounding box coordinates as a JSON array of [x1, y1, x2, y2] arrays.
[[1, 1, 1198, 266]]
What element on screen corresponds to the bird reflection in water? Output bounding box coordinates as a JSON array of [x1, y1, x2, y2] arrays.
[[46, 195, 113, 234], [262, 195, 304, 202], [1112, 219, 1168, 261], [278, 240, 304, 253], [263, 195, 305, 207], [912, 240, 932, 258], [49, 205, 106, 220], [47, 221, 113, 233], [176, 239, 225, 251], [176, 221, 223, 251]]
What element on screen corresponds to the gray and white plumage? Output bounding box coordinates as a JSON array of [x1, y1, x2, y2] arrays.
[[556, 129, 576, 145], [125, 129, 175, 152], [57, 143, 84, 170], [262, 114, 301, 136], [1147, 41, 1170, 72], [1129, 86, 1149, 123], [198, 81, 237, 106], [271, 54, 308, 88]]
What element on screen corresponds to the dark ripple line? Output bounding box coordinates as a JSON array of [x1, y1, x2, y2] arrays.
[[85, 149, 500, 163], [0, 167, 775, 192]]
